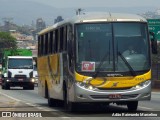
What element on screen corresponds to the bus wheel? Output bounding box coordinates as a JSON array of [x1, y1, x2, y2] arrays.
[[63, 84, 76, 112], [48, 94, 55, 107], [127, 101, 138, 111], [47, 89, 59, 107]]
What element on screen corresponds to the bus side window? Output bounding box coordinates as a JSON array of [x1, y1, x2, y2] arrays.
[[43, 35, 45, 55], [60, 27, 64, 52], [55, 30, 58, 53], [63, 26, 67, 51], [48, 32, 51, 54], [38, 36, 41, 56], [50, 31, 53, 54], [67, 25, 74, 72], [45, 33, 49, 55], [52, 31, 56, 53]]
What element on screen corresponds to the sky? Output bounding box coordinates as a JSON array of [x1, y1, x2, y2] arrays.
[[1, 0, 160, 25], [28, 0, 160, 8]]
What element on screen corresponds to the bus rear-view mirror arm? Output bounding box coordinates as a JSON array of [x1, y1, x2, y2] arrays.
[[150, 31, 158, 54]]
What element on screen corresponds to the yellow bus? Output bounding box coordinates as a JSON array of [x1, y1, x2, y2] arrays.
[[37, 12, 157, 111]]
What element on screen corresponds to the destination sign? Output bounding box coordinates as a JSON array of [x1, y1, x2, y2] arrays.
[[147, 19, 160, 41], [77, 24, 111, 32]]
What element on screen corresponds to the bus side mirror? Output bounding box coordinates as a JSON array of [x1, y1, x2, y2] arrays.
[[150, 32, 158, 54], [151, 40, 158, 54]]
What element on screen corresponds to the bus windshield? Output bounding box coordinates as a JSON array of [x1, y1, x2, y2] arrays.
[[8, 58, 33, 69], [75, 22, 150, 75]]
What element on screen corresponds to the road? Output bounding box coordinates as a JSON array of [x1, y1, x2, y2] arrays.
[[0, 86, 160, 120]]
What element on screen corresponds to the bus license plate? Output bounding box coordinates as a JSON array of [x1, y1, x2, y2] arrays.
[[108, 94, 121, 99]]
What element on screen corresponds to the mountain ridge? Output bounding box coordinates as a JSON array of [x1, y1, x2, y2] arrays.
[[0, 0, 157, 25]]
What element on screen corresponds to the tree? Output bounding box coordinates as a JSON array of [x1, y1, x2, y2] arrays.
[[54, 16, 64, 23], [0, 32, 17, 59]]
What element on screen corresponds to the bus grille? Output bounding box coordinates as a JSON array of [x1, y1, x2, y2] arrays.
[[90, 94, 138, 99], [97, 87, 132, 90]]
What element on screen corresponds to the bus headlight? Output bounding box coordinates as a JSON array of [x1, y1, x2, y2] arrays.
[[132, 80, 151, 90], [76, 81, 96, 90]]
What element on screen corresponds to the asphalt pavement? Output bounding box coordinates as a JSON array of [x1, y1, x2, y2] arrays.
[[0, 91, 40, 111]]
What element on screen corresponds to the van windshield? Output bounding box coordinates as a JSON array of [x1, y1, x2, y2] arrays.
[[8, 58, 33, 69]]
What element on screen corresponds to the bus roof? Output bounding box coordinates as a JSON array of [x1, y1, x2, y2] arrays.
[[38, 12, 147, 35]]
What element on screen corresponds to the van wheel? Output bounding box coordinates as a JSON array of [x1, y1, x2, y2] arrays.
[[127, 101, 138, 111], [29, 85, 34, 90], [23, 87, 27, 90], [4, 83, 10, 90], [2, 85, 5, 89]]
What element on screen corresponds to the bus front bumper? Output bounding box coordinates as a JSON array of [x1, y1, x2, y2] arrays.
[[70, 80, 151, 103]]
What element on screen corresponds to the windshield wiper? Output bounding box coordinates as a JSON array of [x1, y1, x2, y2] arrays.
[[118, 52, 136, 76], [92, 52, 109, 78], [23, 65, 32, 69]]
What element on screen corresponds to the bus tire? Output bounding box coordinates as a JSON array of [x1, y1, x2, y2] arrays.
[[127, 101, 138, 111], [63, 82, 77, 112], [48, 95, 62, 107], [48, 94, 54, 107], [45, 81, 48, 98], [47, 89, 61, 107]]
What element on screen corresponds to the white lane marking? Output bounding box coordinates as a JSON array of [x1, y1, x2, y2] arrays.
[[0, 91, 72, 118], [0, 92, 21, 102], [61, 117, 72, 119], [0, 91, 51, 111]]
